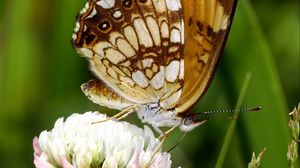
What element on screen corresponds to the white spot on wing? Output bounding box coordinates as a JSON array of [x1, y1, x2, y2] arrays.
[[87, 7, 97, 19], [166, 0, 181, 11], [80, 2, 90, 14], [160, 21, 169, 38], [133, 18, 153, 48], [113, 10, 122, 19], [74, 22, 80, 32], [170, 29, 181, 43], [166, 60, 179, 82], [72, 34, 77, 40], [168, 46, 179, 53], [132, 71, 149, 88], [96, 0, 115, 9], [152, 0, 167, 13], [151, 66, 165, 89], [142, 58, 154, 68], [146, 16, 161, 46]]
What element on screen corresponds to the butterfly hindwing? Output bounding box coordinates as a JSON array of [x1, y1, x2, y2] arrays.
[[73, 0, 184, 109], [81, 79, 135, 110]]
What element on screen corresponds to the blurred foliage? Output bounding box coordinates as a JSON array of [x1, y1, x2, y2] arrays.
[[0, 0, 299, 167]]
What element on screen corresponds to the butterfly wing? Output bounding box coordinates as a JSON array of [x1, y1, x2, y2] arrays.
[[81, 79, 135, 110], [176, 0, 237, 113], [73, 0, 184, 109]]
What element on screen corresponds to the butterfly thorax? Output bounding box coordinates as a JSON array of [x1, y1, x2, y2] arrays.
[[137, 103, 204, 132], [137, 103, 181, 127]]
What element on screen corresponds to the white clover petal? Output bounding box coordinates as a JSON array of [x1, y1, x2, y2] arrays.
[[33, 111, 172, 168], [102, 156, 118, 168]]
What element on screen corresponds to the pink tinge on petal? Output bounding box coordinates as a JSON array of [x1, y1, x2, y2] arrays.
[[151, 153, 171, 168], [33, 137, 43, 156], [126, 149, 141, 168], [34, 154, 55, 168], [61, 156, 74, 168], [149, 154, 162, 168]]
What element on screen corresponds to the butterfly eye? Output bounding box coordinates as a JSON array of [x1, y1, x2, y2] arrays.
[[98, 20, 112, 33], [122, 0, 133, 9], [183, 116, 193, 126]]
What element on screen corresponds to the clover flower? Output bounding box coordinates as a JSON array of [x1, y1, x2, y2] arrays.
[[33, 112, 172, 168]]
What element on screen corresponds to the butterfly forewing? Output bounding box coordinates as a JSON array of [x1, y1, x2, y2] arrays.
[[176, 0, 237, 113], [73, 0, 185, 110]]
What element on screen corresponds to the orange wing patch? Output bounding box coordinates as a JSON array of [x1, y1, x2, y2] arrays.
[[176, 0, 237, 113]]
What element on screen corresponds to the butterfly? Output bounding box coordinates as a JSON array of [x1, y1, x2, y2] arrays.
[[72, 0, 237, 133]]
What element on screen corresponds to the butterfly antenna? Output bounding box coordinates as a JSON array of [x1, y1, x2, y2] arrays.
[[196, 106, 261, 119]]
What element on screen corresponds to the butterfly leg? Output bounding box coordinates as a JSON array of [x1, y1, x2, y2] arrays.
[[158, 125, 178, 140], [116, 107, 136, 120], [152, 125, 165, 136], [92, 105, 138, 124]]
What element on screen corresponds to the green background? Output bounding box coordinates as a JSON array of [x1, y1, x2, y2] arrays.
[[0, 0, 299, 167]]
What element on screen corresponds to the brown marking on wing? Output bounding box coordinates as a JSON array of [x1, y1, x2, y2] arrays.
[[176, 0, 237, 113], [72, 0, 185, 107], [81, 79, 135, 110]]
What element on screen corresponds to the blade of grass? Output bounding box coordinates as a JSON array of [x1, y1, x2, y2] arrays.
[[223, 0, 290, 167], [215, 72, 253, 168]]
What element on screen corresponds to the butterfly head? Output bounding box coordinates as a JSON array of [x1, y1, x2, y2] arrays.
[[178, 112, 207, 132]]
